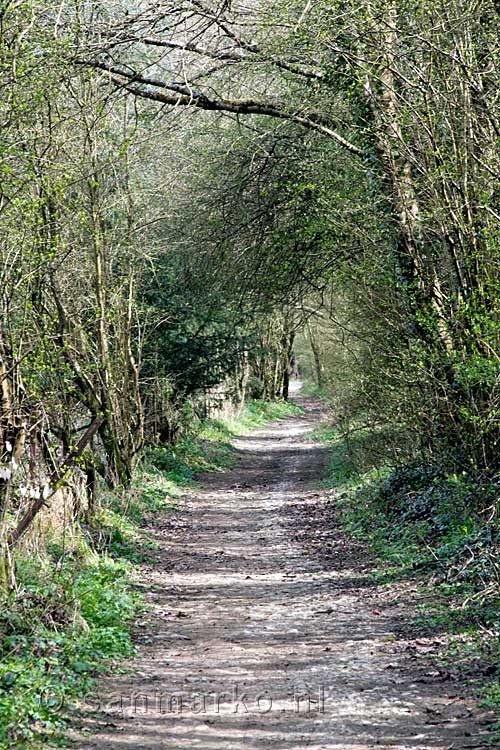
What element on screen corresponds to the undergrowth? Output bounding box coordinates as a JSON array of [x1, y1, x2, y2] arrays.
[[0, 550, 137, 748], [0, 397, 299, 749], [316, 420, 500, 744]]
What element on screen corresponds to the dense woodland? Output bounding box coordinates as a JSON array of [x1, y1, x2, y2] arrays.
[[0, 0, 499, 745]]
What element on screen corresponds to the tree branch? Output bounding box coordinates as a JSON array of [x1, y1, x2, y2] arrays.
[[136, 35, 324, 80], [75, 60, 363, 157], [138, 36, 245, 62], [7, 415, 104, 548]]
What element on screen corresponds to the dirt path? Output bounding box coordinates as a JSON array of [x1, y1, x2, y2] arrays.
[[76, 392, 490, 749]]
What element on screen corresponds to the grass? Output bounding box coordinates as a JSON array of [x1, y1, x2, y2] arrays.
[[143, 398, 303, 481], [201, 398, 303, 440], [315, 419, 500, 744], [0, 397, 300, 749]]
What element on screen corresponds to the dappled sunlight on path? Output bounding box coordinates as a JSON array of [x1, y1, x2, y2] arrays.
[[74, 394, 489, 749]]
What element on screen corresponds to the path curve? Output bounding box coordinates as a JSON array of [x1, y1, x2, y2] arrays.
[[76, 393, 487, 749]]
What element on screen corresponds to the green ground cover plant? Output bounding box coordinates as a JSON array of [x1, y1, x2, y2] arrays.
[[0, 399, 300, 749], [315, 421, 500, 743]]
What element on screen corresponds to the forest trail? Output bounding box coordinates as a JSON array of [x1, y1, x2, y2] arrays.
[[76, 389, 489, 749]]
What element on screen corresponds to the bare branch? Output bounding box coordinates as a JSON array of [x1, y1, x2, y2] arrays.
[[75, 60, 363, 157]]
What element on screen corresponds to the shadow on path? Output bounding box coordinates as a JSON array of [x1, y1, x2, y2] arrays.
[[74, 392, 491, 750]]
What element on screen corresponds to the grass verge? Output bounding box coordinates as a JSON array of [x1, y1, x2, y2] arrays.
[[315, 420, 500, 745], [0, 398, 300, 749]]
